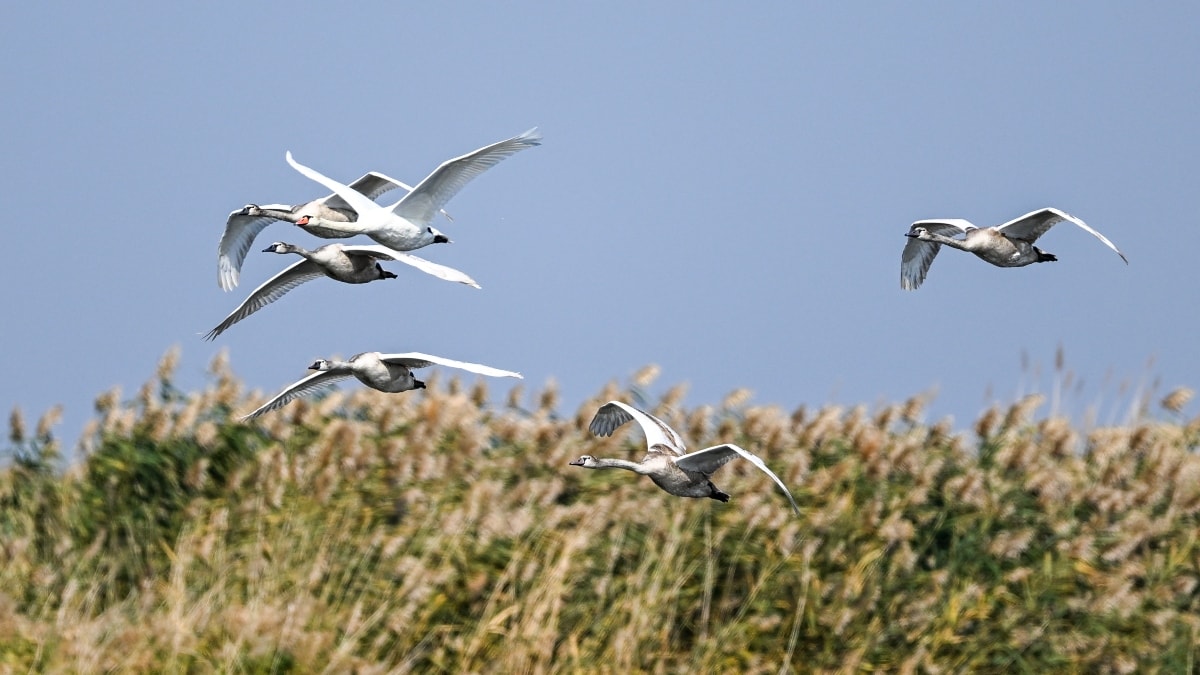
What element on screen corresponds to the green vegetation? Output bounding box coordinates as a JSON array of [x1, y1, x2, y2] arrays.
[[3, 351, 1200, 673]]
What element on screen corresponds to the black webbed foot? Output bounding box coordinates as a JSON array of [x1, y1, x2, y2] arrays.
[[708, 482, 731, 503]]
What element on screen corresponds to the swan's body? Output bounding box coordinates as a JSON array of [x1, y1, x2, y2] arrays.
[[217, 170, 449, 291], [571, 401, 800, 514], [285, 128, 541, 252], [241, 351, 523, 420], [204, 239, 478, 340], [901, 207, 1127, 290]]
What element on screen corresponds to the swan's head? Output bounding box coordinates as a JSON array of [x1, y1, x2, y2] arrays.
[[262, 242, 290, 254], [308, 359, 333, 371], [569, 455, 599, 468], [240, 204, 261, 216], [905, 226, 930, 240], [428, 226, 451, 244], [296, 215, 314, 227]]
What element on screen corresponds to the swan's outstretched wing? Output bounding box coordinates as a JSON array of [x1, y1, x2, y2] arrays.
[[321, 172, 409, 211], [900, 220, 973, 290], [676, 443, 801, 515], [204, 260, 326, 340], [588, 401, 687, 456], [342, 245, 480, 288], [357, 171, 454, 222], [240, 369, 354, 420], [390, 128, 542, 225], [378, 352, 523, 379], [286, 151, 381, 220], [327, 172, 453, 222], [218, 204, 297, 291], [995, 207, 1128, 264]]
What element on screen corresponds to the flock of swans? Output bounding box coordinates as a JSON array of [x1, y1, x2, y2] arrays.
[[208, 130, 536, 404], [206, 129, 1130, 515]]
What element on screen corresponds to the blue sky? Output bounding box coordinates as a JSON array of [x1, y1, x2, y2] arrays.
[[3, 3, 1198, 450]]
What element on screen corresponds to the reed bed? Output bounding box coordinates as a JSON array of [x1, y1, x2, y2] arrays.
[[2, 350, 1199, 673]]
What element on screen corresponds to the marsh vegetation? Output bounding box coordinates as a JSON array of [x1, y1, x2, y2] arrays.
[[3, 351, 1199, 672]]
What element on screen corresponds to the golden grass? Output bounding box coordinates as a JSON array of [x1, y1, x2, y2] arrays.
[[1, 351, 1199, 672]]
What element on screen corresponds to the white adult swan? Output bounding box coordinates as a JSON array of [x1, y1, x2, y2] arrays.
[[204, 237, 478, 340], [241, 351, 523, 420], [900, 207, 1127, 290], [217, 171, 452, 291], [569, 401, 800, 515], [284, 127, 541, 252]]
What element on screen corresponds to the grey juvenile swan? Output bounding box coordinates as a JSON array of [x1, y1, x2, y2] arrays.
[[204, 237, 478, 340], [217, 171, 452, 291], [285, 127, 541, 253], [570, 401, 800, 515], [900, 207, 1128, 290], [241, 351, 523, 420]]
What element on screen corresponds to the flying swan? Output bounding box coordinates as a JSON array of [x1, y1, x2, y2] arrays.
[[284, 127, 541, 253], [900, 207, 1127, 290], [241, 351, 522, 420], [204, 237, 478, 340], [570, 400, 800, 515]]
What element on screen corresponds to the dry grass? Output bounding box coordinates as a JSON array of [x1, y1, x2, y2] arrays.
[[2, 351, 1200, 672]]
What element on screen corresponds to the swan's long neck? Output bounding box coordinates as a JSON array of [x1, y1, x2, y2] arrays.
[[922, 231, 971, 251], [590, 458, 651, 474], [306, 215, 367, 235], [253, 207, 304, 222], [276, 243, 313, 257], [321, 359, 356, 373]]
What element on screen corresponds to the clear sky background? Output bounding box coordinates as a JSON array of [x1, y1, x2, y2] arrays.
[[3, 3, 1198, 451]]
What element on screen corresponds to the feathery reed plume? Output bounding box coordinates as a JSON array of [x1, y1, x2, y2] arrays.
[[34, 405, 62, 442], [1001, 394, 1044, 435], [470, 379, 489, 408], [660, 382, 687, 411], [900, 392, 930, 424], [157, 346, 181, 383], [974, 405, 1001, 440], [721, 387, 752, 411], [506, 383, 525, 411], [632, 364, 661, 389], [686, 404, 711, 442], [9, 407, 25, 444], [1161, 387, 1193, 415], [538, 378, 560, 414]]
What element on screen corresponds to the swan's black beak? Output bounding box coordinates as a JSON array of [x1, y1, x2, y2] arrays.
[[904, 232, 918, 238], [262, 245, 276, 252], [433, 234, 451, 244], [414, 379, 427, 390], [568, 457, 585, 466]]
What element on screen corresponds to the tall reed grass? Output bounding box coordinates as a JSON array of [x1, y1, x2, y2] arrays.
[[2, 350, 1199, 672]]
